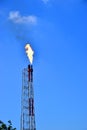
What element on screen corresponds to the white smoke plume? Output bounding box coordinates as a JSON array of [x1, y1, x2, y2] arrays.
[[8, 11, 37, 25]]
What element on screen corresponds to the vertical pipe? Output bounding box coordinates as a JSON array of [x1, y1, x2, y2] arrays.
[[28, 65, 30, 130], [31, 65, 33, 82], [28, 65, 31, 81]]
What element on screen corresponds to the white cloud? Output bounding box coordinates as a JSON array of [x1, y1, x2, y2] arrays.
[[8, 11, 37, 25], [42, 0, 49, 4]]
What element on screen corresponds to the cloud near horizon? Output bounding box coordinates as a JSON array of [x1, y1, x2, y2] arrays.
[[8, 11, 37, 25]]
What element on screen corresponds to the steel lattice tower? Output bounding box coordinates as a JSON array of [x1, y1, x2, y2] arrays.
[[21, 65, 36, 130]]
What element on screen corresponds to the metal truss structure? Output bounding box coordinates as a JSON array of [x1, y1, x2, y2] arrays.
[[21, 65, 36, 130]]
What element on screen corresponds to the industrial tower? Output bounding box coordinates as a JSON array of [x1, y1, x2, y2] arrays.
[[21, 44, 36, 130]]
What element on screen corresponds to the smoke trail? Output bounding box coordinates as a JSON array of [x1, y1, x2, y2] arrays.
[[8, 11, 37, 43]]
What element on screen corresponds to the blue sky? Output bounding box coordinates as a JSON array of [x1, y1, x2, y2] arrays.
[[0, 0, 87, 130]]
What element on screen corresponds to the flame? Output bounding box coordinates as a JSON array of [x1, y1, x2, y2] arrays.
[[25, 44, 34, 64]]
